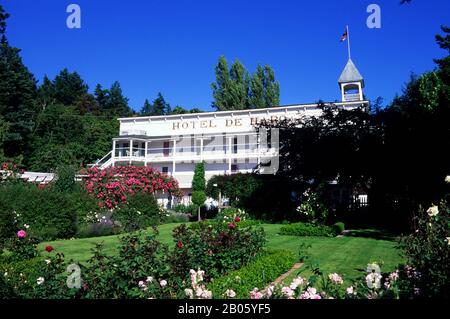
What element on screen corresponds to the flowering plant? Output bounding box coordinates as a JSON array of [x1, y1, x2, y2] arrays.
[[398, 199, 450, 298], [84, 166, 182, 209]]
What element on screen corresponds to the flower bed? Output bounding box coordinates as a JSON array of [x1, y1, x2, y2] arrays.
[[207, 250, 297, 299]]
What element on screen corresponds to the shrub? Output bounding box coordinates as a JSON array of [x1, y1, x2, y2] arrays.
[[208, 250, 297, 299], [172, 204, 197, 216], [7, 230, 39, 262], [163, 212, 190, 223], [170, 222, 266, 280], [295, 187, 330, 224], [0, 253, 76, 299], [215, 207, 250, 222], [80, 232, 177, 299], [53, 165, 76, 193], [0, 182, 84, 241], [206, 174, 298, 222], [113, 206, 155, 233], [126, 193, 160, 217], [279, 223, 336, 237], [398, 201, 450, 298], [332, 222, 345, 235], [84, 166, 182, 209], [0, 210, 14, 250]]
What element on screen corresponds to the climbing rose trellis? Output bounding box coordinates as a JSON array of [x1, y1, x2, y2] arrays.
[[84, 166, 183, 209]]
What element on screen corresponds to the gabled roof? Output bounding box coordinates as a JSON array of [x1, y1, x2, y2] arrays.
[[338, 59, 364, 87]]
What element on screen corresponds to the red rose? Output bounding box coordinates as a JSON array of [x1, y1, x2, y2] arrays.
[[45, 245, 54, 253], [228, 223, 236, 230], [177, 240, 184, 248], [235, 216, 241, 223]]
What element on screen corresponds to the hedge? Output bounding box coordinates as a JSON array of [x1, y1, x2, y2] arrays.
[[208, 249, 296, 299], [279, 223, 336, 237]]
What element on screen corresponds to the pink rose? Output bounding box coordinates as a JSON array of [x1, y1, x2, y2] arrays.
[[17, 230, 27, 238]]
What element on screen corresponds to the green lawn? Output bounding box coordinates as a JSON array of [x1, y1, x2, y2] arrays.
[[40, 223, 404, 282], [263, 224, 403, 283]]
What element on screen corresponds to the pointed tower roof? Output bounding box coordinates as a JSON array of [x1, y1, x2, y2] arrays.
[[338, 59, 364, 87]]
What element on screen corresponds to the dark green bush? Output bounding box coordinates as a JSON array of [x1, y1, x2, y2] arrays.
[[398, 201, 450, 298], [53, 165, 76, 193], [172, 204, 197, 216], [113, 206, 155, 233], [279, 222, 336, 237], [171, 223, 266, 280], [0, 210, 14, 250], [208, 250, 296, 299], [125, 193, 160, 219], [0, 182, 97, 241], [332, 222, 345, 234], [163, 212, 190, 223]]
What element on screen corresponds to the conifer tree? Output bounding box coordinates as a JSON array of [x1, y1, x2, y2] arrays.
[[192, 162, 206, 221], [0, 5, 38, 159]]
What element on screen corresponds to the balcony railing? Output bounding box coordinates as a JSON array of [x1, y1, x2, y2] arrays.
[[344, 93, 361, 102], [112, 143, 277, 162]]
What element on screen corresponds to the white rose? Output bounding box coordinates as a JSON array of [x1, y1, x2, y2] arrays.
[[37, 277, 45, 285], [185, 288, 194, 299], [160, 280, 167, 287], [225, 289, 236, 298], [427, 206, 439, 217]]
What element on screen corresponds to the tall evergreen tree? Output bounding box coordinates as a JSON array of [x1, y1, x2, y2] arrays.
[[94, 83, 109, 110], [435, 25, 450, 84], [0, 5, 9, 43], [37, 75, 55, 110], [212, 56, 251, 111], [151, 92, 170, 115], [212, 56, 279, 111], [0, 5, 37, 159], [211, 56, 232, 111], [104, 81, 132, 117], [192, 162, 206, 221], [140, 99, 153, 116], [52, 68, 89, 106], [249, 65, 280, 109]]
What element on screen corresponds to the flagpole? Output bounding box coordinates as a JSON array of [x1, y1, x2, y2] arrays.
[[347, 25, 351, 60]]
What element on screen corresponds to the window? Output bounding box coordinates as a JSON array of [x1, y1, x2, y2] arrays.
[[162, 167, 169, 174], [231, 164, 238, 173], [163, 141, 170, 157], [233, 137, 238, 154]]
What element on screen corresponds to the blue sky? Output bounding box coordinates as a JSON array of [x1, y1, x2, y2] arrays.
[[3, 0, 449, 111]]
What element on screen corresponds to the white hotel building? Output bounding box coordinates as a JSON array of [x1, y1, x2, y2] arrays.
[[92, 59, 369, 205]]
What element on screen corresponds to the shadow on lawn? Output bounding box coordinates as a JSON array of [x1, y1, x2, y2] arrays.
[[345, 229, 400, 241]]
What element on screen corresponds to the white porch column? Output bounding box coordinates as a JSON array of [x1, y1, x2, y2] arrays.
[[358, 83, 363, 101], [200, 136, 204, 161], [112, 140, 116, 167], [129, 139, 133, 165], [144, 141, 148, 166], [172, 139, 177, 175], [228, 136, 232, 173], [257, 132, 261, 166]]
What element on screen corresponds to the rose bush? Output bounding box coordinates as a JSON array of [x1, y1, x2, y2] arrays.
[[170, 221, 266, 281], [84, 166, 182, 209]]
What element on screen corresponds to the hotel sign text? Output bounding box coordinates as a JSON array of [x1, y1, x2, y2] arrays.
[[171, 116, 289, 131]]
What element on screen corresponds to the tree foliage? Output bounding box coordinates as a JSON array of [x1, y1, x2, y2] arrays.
[[0, 7, 37, 159], [192, 162, 206, 220], [211, 56, 280, 111]]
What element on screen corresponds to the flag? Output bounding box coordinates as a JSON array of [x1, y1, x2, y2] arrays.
[[340, 28, 348, 42]]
